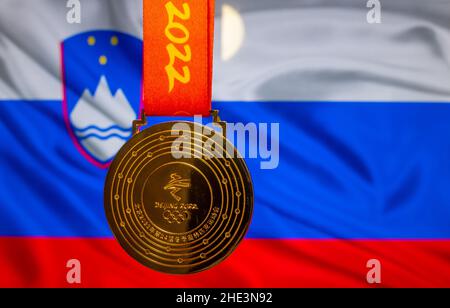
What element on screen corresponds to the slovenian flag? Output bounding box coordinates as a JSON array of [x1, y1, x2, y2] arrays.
[[1, 0, 450, 287]]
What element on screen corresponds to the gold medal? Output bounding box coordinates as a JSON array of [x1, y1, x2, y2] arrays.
[[104, 112, 253, 274]]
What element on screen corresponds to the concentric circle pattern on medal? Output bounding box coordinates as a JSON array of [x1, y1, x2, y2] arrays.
[[104, 121, 253, 274]]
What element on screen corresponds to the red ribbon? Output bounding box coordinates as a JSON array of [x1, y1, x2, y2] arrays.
[[143, 0, 215, 116]]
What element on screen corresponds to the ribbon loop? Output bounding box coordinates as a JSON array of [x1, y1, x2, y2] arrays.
[[143, 0, 215, 116]]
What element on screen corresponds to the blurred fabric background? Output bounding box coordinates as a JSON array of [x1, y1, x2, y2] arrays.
[[0, 0, 450, 287]]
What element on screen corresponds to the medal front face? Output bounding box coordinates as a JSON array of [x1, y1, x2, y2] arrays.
[[104, 121, 253, 274]]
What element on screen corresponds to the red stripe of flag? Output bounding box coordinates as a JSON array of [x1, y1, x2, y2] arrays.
[[1, 238, 449, 288]]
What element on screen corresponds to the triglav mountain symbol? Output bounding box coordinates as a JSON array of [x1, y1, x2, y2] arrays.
[[70, 75, 136, 162]]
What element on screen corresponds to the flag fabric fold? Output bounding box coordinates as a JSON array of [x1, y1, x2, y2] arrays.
[[1, 0, 450, 287]]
